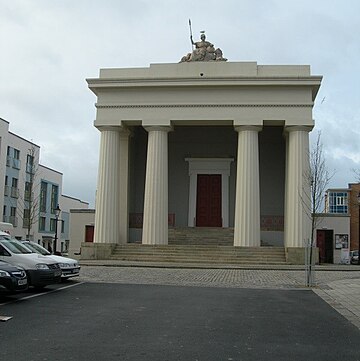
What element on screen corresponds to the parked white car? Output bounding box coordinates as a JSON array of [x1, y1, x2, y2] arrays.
[[0, 239, 61, 288], [21, 241, 80, 279]]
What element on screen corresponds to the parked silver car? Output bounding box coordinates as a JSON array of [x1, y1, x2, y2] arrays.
[[21, 241, 80, 279], [350, 250, 359, 265], [0, 239, 61, 288]]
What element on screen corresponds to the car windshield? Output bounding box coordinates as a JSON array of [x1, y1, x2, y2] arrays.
[[24, 242, 50, 256], [0, 239, 33, 254], [353, 251, 359, 256]]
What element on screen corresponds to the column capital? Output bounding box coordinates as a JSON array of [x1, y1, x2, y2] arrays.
[[284, 125, 313, 134], [143, 125, 173, 133], [96, 125, 131, 136], [234, 125, 262, 133]]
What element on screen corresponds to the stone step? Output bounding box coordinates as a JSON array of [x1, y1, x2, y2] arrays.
[[110, 244, 287, 265], [111, 252, 285, 259], [168, 227, 234, 245], [109, 256, 287, 265], [113, 245, 285, 253]]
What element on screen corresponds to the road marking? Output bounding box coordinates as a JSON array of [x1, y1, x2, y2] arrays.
[[0, 282, 85, 306]]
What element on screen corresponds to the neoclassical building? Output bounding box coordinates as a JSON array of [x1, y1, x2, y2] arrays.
[[86, 57, 322, 262]]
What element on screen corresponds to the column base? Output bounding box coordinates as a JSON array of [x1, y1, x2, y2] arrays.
[[286, 247, 319, 265], [80, 243, 117, 260]]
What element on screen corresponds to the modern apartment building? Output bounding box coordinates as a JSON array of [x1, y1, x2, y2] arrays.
[[0, 117, 88, 253]]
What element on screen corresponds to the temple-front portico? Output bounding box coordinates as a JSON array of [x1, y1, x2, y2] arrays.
[[86, 60, 322, 264]]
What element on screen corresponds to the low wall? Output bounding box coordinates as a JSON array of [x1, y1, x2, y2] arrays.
[[80, 242, 117, 260], [286, 247, 319, 265]]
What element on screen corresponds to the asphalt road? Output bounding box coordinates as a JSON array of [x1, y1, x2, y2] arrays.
[[0, 281, 359, 361]]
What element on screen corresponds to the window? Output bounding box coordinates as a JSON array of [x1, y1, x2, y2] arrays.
[[6, 147, 10, 167], [51, 185, 58, 213], [26, 154, 34, 174], [11, 178, 19, 198], [39, 217, 46, 231], [12, 149, 20, 169], [24, 182, 32, 201], [10, 207, 17, 227], [336, 196, 346, 206], [50, 218, 56, 232], [23, 209, 30, 228], [61, 220, 65, 233], [40, 182, 47, 212], [13, 149, 20, 159], [328, 191, 348, 214], [27, 154, 34, 165], [4, 176, 9, 197], [3, 205, 6, 217]]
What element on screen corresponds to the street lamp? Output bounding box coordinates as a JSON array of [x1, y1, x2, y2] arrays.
[[53, 204, 61, 255], [358, 193, 360, 265]]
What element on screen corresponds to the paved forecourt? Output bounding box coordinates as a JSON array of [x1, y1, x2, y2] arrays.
[[78, 264, 360, 329]]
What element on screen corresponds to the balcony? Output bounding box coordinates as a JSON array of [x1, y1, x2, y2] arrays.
[[24, 191, 34, 202], [9, 216, 18, 227], [23, 218, 30, 228], [26, 163, 35, 174], [12, 158, 21, 170], [11, 187, 19, 198]]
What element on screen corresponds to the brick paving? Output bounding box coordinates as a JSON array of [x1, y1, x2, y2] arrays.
[[77, 266, 355, 288]]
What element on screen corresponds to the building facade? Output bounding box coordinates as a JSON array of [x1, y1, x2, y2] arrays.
[[87, 61, 322, 263], [0, 117, 88, 252], [69, 209, 95, 258], [314, 184, 360, 264]]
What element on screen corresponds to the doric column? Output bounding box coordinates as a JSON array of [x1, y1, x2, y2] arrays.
[[142, 126, 172, 245], [284, 126, 311, 248], [234, 126, 262, 247], [94, 127, 130, 244]]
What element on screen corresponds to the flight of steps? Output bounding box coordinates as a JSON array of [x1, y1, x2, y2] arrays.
[[168, 227, 234, 246], [109, 227, 287, 265]]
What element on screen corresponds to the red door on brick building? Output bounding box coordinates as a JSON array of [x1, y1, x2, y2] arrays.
[[196, 175, 222, 227]]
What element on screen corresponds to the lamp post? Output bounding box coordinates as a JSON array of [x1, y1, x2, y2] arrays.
[[358, 193, 360, 265], [53, 204, 61, 255]]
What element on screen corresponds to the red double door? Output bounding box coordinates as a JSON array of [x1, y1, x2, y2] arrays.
[[196, 174, 222, 227]]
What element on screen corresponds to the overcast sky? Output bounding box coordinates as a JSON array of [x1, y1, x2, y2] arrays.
[[1, 0, 359, 207]]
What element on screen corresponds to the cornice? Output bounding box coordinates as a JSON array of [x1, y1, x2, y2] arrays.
[[95, 103, 313, 109], [88, 76, 322, 85]]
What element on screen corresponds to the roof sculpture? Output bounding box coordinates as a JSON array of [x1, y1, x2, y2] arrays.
[[180, 32, 227, 62]]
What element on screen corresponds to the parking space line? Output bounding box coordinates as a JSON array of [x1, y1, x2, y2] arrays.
[[0, 282, 85, 306]]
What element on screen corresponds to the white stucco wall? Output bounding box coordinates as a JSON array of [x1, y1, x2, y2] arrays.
[[69, 209, 95, 257], [315, 214, 350, 264]]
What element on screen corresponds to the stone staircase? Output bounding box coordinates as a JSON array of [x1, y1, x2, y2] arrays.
[[168, 227, 234, 246], [110, 227, 287, 265]]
